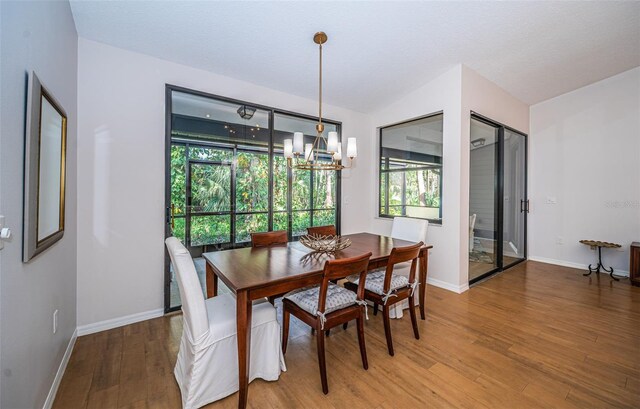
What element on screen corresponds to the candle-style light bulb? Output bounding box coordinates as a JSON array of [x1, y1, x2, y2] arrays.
[[304, 143, 314, 161], [326, 131, 338, 153], [293, 132, 304, 154], [346, 137, 357, 158], [283, 139, 293, 158]]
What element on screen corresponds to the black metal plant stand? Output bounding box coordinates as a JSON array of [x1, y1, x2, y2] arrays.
[[580, 240, 622, 281]]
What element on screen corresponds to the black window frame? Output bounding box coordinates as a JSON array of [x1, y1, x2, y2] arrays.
[[164, 84, 342, 312], [378, 111, 444, 225]]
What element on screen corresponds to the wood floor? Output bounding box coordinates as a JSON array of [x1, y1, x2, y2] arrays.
[[53, 261, 640, 408], [469, 255, 521, 281]]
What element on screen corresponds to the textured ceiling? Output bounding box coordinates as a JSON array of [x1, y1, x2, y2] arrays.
[[69, 1, 640, 112]]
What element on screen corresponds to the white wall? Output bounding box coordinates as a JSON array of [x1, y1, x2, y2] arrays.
[[529, 67, 640, 272], [76, 39, 373, 327], [369, 65, 465, 292], [368, 65, 529, 291], [0, 1, 78, 407]]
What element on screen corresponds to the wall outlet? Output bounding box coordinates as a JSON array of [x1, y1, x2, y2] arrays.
[[53, 309, 59, 334]]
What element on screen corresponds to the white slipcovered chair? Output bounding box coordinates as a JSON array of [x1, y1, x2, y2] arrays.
[[388, 217, 429, 318], [165, 237, 286, 409]]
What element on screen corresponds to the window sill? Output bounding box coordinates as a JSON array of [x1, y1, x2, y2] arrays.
[[375, 215, 442, 226]]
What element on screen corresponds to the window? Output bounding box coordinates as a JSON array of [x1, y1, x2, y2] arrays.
[[379, 113, 443, 223], [273, 113, 339, 237], [168, 89, 341, 252]]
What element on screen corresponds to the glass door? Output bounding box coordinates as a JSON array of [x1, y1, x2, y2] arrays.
[[469, 118, 499, 281], [469, 114, 527, 284], [502, 129, 527, 267]]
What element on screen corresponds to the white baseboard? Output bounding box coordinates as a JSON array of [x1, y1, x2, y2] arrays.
[[528, 256, 630, 277], [427, 277, 469, 294], [77, 308, 165, 336], [43, 328, 77, 409]]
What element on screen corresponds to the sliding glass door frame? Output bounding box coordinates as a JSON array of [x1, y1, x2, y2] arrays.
[[469, 112, 528, 285], [164, 84, 342, 312]]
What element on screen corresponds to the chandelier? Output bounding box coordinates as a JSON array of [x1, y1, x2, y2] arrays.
[[283, 32, 357, 170]]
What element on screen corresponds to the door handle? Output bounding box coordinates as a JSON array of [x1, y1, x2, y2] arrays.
[[520, 200, 525, 213], [171, 204, 176, 229]]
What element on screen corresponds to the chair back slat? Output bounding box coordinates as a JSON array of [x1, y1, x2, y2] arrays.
[[165, 237, 209, 342], [306, 225, 337, 236], [383, 242, 423, 293], [317, 252, 372, 313], [251, 230, 288, 248], [391, 217, 428, 243]]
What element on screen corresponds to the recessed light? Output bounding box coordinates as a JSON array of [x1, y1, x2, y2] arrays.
[[206, 114, 211, 118]]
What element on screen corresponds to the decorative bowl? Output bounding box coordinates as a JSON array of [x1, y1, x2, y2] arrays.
[[299, 234, 352, 253]]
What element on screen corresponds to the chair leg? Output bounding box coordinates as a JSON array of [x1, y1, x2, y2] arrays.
[[325, 330, 331, 337], [282, 307, 290, 355], [268, 295, 277, 305], [382, 304, 394, 356], [373, 303, 379, 316], [342, 322, 348, 330], [356, 314, 368, 370], [316, 330, 329, 394], [409, 295, 420, 340]]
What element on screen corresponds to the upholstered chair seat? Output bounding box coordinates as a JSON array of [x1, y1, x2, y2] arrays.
[[284, 283, 359, 326]]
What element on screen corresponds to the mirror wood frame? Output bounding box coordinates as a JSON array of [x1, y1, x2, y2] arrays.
[[23, 71, 67, 262]]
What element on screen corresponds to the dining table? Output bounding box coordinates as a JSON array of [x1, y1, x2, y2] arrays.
[[203, 232, 433, 409]]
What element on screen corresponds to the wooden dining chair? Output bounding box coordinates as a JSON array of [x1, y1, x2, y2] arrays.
[[306, 225, 337, 236], [250, 230, 289, 304], [282, 252, 372, 394], [250, 230, 288, 247], [344, 242, 423, 356]]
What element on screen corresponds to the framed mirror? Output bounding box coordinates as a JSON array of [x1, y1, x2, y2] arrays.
[[23, 71, 67, 262]]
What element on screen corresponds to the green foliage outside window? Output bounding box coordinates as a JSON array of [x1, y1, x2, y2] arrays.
[[236, 152, 268, 212], [235, 213, 268, 243], [190, 215, 230, 246], [171, 145, 186, 215], [170, 143, 337, 246]]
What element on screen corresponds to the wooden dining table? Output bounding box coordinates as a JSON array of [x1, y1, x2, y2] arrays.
[[203, 232, 433, 409]]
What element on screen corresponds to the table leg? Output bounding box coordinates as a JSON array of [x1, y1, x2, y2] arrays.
[[206, 261, 218, 298], [597, 247, 620, 281], [419, 249, 428, 320], [583, 247, 620, 281], [236, 290, 252, 409]]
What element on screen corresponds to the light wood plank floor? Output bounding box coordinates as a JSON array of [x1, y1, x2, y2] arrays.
[[54, 261, 640, 408]]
